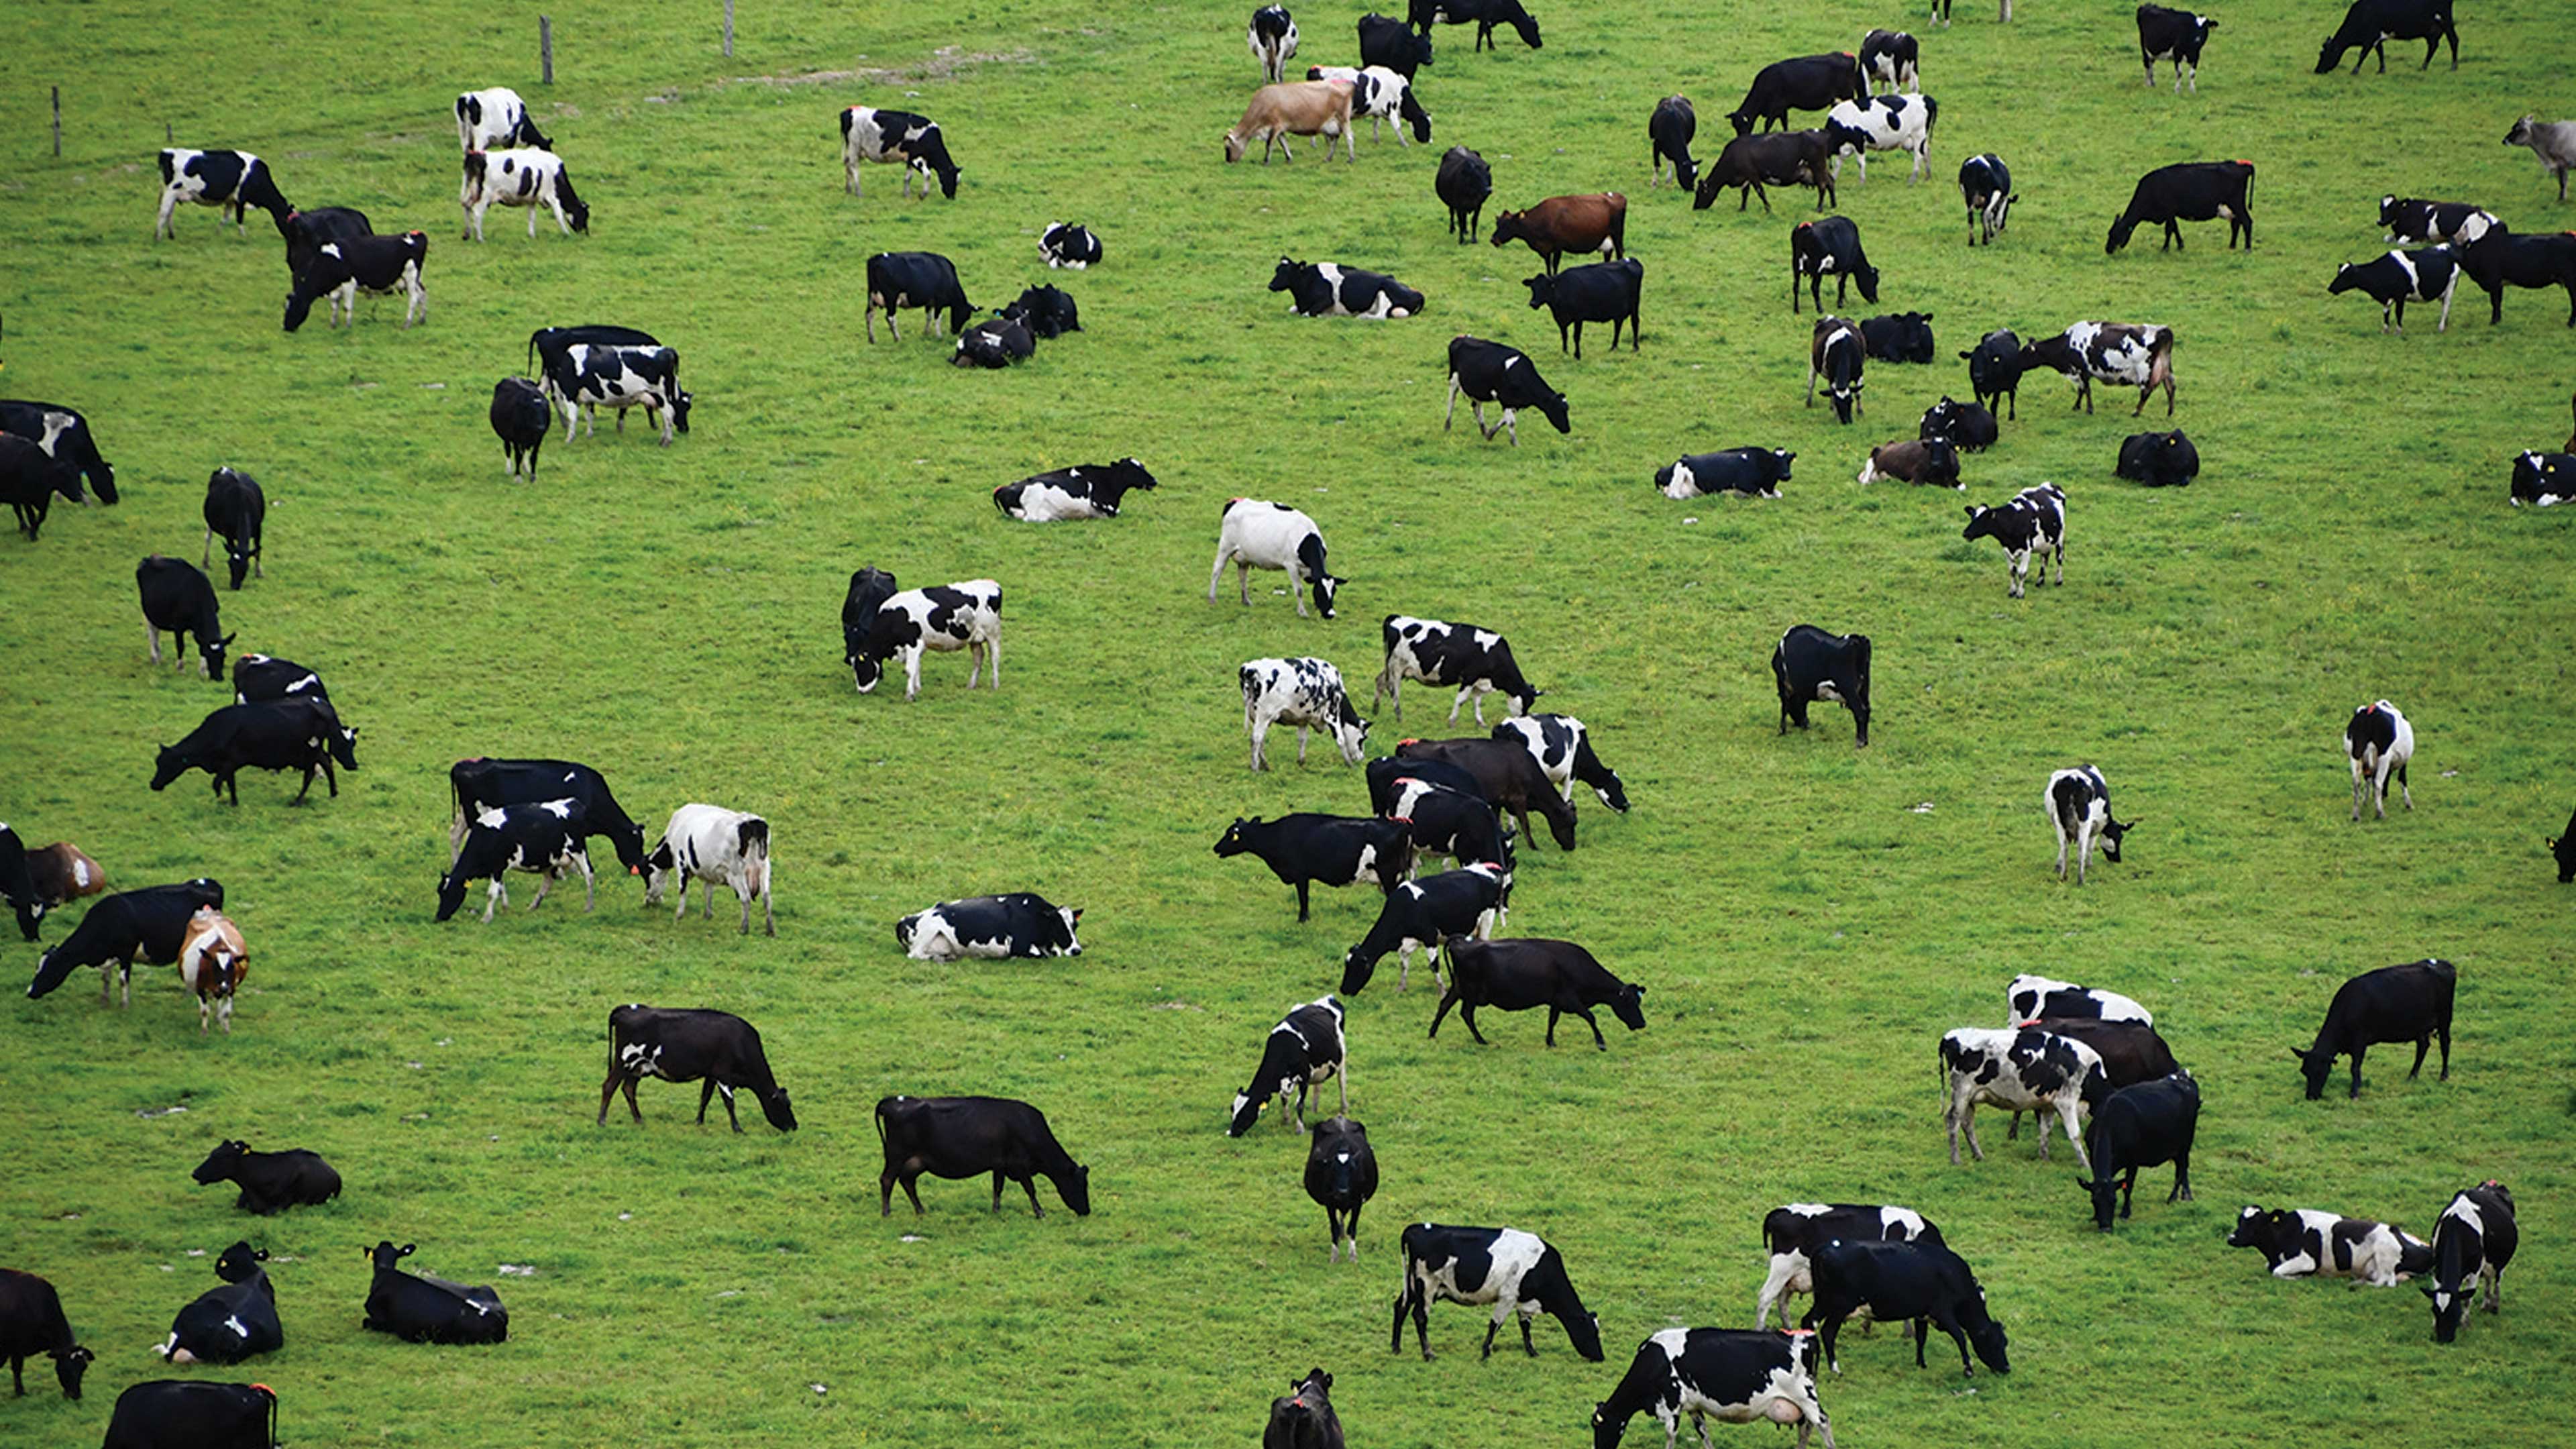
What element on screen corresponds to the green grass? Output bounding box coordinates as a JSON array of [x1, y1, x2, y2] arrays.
[[5, 1, 2574, 1445]]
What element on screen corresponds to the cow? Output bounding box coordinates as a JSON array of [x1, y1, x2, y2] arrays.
[[2227, 1205, 2433, 1287], [158, 1242, 280, 1366], [1919, 397, 1997, 451], [1493, 714, 1629, 811], [1381, 775, 1511, 875], [2006, 973, 2152, 1028], [1860, 28, 1919, 92], [198, 468, 264, 590], [528, 323, 661, 380], [1658, 447, 1795, 498], [2343, 698, 2415, 821], [875, 1094, 1092, 1216], [1728, 54, 1864, 136], [490, 376, 550, 478], [360, 1240, 508, 1344], [1038, 220, 1102, 268], [995, 459, 1156, 520], [1822, 94, 1937, 184], [2023, 321, 2176, 415], [544, 343, 690, 445], [283, 231, 428, 331], [1772, 625, 1869, 745], [191, 1141, 338, 1213], [1393, 1224, 1603, 1361], [2294, 958, 2454, 1099], [455, 87, 551, 151], [2116, 429, 2199, 486], [1271, 257, 1426, 319], [1593, 1328, 1835, 1449], [0, 435, 82, 542], [1216, 815, 1411, 922], [1957, 154, 2015, 245], [1342, 863, 1508, 994], [1009, 284, 1081, 339], [278, 205, 372, 278], [953, 309, 1036, 368], [861, 250, 971, 343], [1305, 1118, 1379, 1261], [102, 1381, 277, 1448], [449, 759, 649, 873], [1523, 260, 1643, 358], [1941, 1026, 2109, 1171], [1250, 6, 1300, 81], [2040, 765, 2133, 883], [1225, 80, 1356, 163], [2513, 450, 2576, 506], [1692, 130, 1838, 213], [840, 106, 961, 199], [436, 799, 592, 923], [894, 892, 1081, 961], [1357, 13, 1434, 76], [1376, 616, 1539, 724], [25, 879, 222, 1006], [1860, 311, 1933, 363], [1229, 994, 1348, 1135], [177, 906, 248, 1034], [1244, 657, 1370, 769], [1957, 328, 2027, 419], [598, 1004, 796, 1132], [2136, 7, 2218, 91], [1801, 1238, 2008, 1378], [1754, 1203, 1940, 1332], [460, 148, 588, 239], [847, 580, 1003, 698], [1490, 193, 1625, 275], [151, 698, 360, 806], [2011, 1021, 2177, 1141], [1648, 96, 1697, 190], [0, 398, 117, 503], [0, 1269, 91, 1399], [841, 567, 900, 681], [2106, 161, 2255, 253], [0, 825, 93, 941], [2316, 0, 2458, 74], [137, 555, 232, 680], [1856, 437, 1958, 488], [2424, 1182, 2516, 1342], [1445, 335, 1570, 444], [643, 804, 773, 935], [1306, 66, 1432, 146], [2379, 196, 2497, 247], [1395, 736, 1579, 850], [2455, 223, 2576, 327], [1436, 146, 1493, 241], [2555, 808, 2576, 882], [2076, 1072, 2199, 1231], [1432, 936, 1645, 1049], [1962, 482, 2068, 598], [154, 149, 291, 239], [1211, 500, 1343, 616], [1266, 1368, 1346, 1449], [1410, 0, 1541, 50], [1806, 317, 1865, 423]]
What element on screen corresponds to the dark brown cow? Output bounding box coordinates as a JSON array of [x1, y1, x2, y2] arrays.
[[1490, 193, 1627, 275], [1393, 737, 1578, 850], [27, 843, 105, 914]]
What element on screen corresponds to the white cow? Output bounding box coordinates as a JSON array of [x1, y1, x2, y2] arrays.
[[455, 88, 551, 152], [1210, 498, 1344, 619], [850, 580, 1004, 701], [1939, 1026, 2106, 1173], [644, 804, 775, 936], [460, 148, 590, 240], [2344, 699, 2415, 822], [1242, 657, 1369, 769], [1823, 94, 1937, 182]]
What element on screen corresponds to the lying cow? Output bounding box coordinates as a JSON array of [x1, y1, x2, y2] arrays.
[[1038, 220, 1102, 268], [1658, 446, 1794, 498], [875, 1093, 1092, 1216], [103, 1381, 276, 1448], [598, 1004, 797, 1132], [952, 309, 1036, 369], [1856, 437, 1958, 488], [2511, 449, 2575, 506], [1341, 863, 1508, 994], [643, 803, 774, 935], [191, 1140, 339, 1214], [1228, 994, 1348, 1135], [895, 892, 1081, 960], [2228, 1205, 2432, 1287], [157, 1244, 278, 1366], [1393, 1224, 1604, 1361], [1593, 1328, 1835, 1449], [1430, 936, 1646, 1049], [435, 799, 594, 923], [1755, 1202, 1939, 1332], [1919, 397, 1997, 451], [2294, 957, 2453, 1099], [1214, 814, 1411, 921], [847, 580, 1004, 698], [362, 1240, 508, 1344], [25, 879, 223, 1006], [1244, 657, 1371, 769], [2116, 429, 2198, 486], [993, 458, 1157, 520], [1860, 311, 1933, 363], [1272, 257, 1425, 318]]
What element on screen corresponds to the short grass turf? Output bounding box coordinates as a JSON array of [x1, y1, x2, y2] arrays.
[[4, 0, 2574, 1445]]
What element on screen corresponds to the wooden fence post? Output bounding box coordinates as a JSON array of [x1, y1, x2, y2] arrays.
[[541, 16, 554, 83], [52, 87, 61, 158], [723, 0, 735, 58]]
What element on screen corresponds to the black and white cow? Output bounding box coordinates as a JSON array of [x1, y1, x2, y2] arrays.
[[953, 309, 1036, 369], [1860, 28, 1919, 92], [191, 1140, 341, 1214], [1957, 328, 2027, 419], [1772, 624, 1870, 746], [1821, 94, 1937, 184], [1357, 13, 1434, 77], [1394, 1224, 1603, 1361], [848, 580, 1004, 699], [154, 150, 291, 239], [1407, 0, 1542, 51], [1376, 616, 1538, 724], [362, 1241, 508, 1344], [2455, 223, 2576, 327], [1727, 54, 1864, 136], [1755, 1203, 1939, 1332], [839, 106, 961, 199], [598, 1004, 797, 1131], [1341, 863, 1508, 994], [1790, 219, 1878, 314], [528, 323, 660, 380], [1381, 774, 1510, 875], [158, 1242, 280, 1366], [643, 804, 774, 936], [460, 148, 588, 239], [1523, 259, 1643, 358], [1211, 498, 1343, 618], [103, 1381, 278, 1448], [1244, 657, 1370, 769], [283, 232, 428, 331], [1393, 737, 1578, 850], [456, 87, 551, 150], [1941, 1026, 2109, 1171], [2379, 195, 2496, 246], [150, 698, 359, 806], [2424, 1181, 2516, 1342], [2076, 1071, 2198, 1231], [1657, 447, 1795, 498], [2294, 957, 2453, 1099], [1648, 96, 1697, 190], [544, 344, 690, 445], [1859, 311, 1933, 363], [1215, 814, 1411, 921], [1802, 1238, 2008, 1378], [2107, 161, 2254, 253], [1445, 336, 1570, 443], [895, 892, 1081, 960], [2343, 698, 2414, 820], [0, 1268, 91, 1398], [25, 879, 223, 1006], [2135, 6, 2219, 91], [1228, 994, 1348, 1135], [1038, 221, 1102, 268], [1962, 482, 2066, 598], [1919, 397, 1997, 451], [1493, 714, 1629, 811], [1807, 316, 1864, 423], [1250, 7, 1300, 83], [437, 800, 593, 923], [448, 758, 649, 873], [1432, 936, 1646, 1049], [1957, 154, 2015, 246], [0, 400, 118, 502], [1272, 258, 1426, 319], [2043, 766, 2133, 883], [865, 252, 975, 341], [875, 1094, 1092, 1217], [2227, 1205, 2432, 1287], [2023, 321, 2176, 416], [2006, 973, 2152, 1028], [0, 436, 82, 542], [1305, 1117, 1378, 1261], [1437, 146, 1493, 241], [1305, 66, 1433, 146], [994, 459, 1156, 520], [490, 376, 550, 478], [2116, 429, 2199, 486], [1266, 1369, 1346, 1449], [277, 205, 372, 278], [1593, 1328, 1835, 1449], [137, 555, 232, 680], [2315, 0, 2458, 74], [2512, 450, 2576, 506]]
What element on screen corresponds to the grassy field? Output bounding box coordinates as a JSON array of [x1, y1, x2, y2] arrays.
[[4, 0, 2574, 1444]]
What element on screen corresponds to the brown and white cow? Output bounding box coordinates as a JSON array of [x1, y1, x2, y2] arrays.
[[1490, 193, 1627, 275], [28, 843, 105, 913], [177, 906, 247, 1035]]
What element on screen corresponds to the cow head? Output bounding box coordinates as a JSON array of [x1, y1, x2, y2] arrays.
[[199, 632, 236, 682], [2425, 1273, 2469, 1341], [214, 1241, 269, 1283], [2506, 115, 2538, 148], [2326, 262, 2366, 298], [1055, 1161, 1093, 1216], [1609, 981, 1648, 1033], [433, 865, 474, 922], [1296, 533, 1344, 619], [757, 1085, 799, 1132], [2098, 815, 2137, 863], [1269, 257, 1307, 292], [1562, 1307, 1605, 1362], [666, 388, 692, 435], [366, 1241, 419, 1272], [909, 123, 962, 199], [1520, 273, 1556, 309], [1224, 128, 1253, 164], [1055, 906, 1084, 956], [1727, 108, 1756, 138], [2226, 1205, 2281, 1250], [1960, 503, 2002, 543], [2551, 815, 2576, 882], [1487, 211, 1527, 249], [2290, 1045, 2337, 1100], [49, 1344, 91, 1399], [1851, 260, 1882, 305], [193, 1139, 252, 1184], [1338, 945, 1383, 997], [150, 743, 193, 792], [1503, 7, 1542, 48], [513, 113, 555, 150], [1532, 388, 1572, 436], [1965, 1299, 2010, 1371], [1212, 818, 1262, 857], [1332, 698, 1373, 765], [640, 836, 679, 906]]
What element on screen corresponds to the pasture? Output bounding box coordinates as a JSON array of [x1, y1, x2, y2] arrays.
[[4, 0, 2573, 1444]]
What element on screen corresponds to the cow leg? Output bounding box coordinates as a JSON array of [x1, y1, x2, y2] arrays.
[[2348, 1043, 2367, 1097], [482, 878, 506, 924], [2055, 824, 2070, 880], [223, 769, 241, 806], [2168, 1147, 2192, 1201], [1577, 1006, 1607, 1049], [720, 1083, 743, 1132], [2396, 761, 2412, 810], [2409, 1034, 2432, 1079], [1239, 561, 1255, 607], [2119, 1167, 2139, 1217], [1913, 1316, 1930, 1366], [1816, 1311, 1844, 1375], [529, 871, 555, 911], [989, 1171, 1007, 1212], [291, 763, 318, 804], [596, 1070, 627, 1125], [904, 645, 924, 701], [156, 186, 181, 239], [148, 623, 162, 663], [1293, 724, 1310, 765], [694, 1078, 717, 1124], [1806, 364, 1820, 407]]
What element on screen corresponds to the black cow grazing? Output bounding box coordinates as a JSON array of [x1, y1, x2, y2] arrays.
[[2554, 808, 2576, 881], [2076, 1072, 2198, 1231], [1445, 335, 1570, 444], [1523, 259, 1643, 358], [25, 879, 223, 1006], [2136, 6, 2218, 91], [1729, 54, 1864, 136], [0, 1269, 91, 1398], [1693, 130, 1838, 213], [0, 399, 118, 502], [277, 205, 373, 278], [437, 798, 593, 923], [1342, 864, 1508, 994], [1382, 775, 1511, 875], [1215, 814, 1411, 922], [1958, 153, 2015, 245], [995, 459, 1157, 521], [1648, 96, 1697, 189], [1009, 284, 1081, 338], [2456, 223, 2576, 327], [2379, 195, 2496, 246], [136, 555, 232, 680], [864, 251, 973, 341], [598, 1004, 797, 1132], [1493, 713, 1630, 812], [1038, 220, 1102, 269], [1861, 28, 1919, 92], [105, 1381, 278, 1448], [2106, 161, 2254, 253], [1802, 1238, 2008, 1377], [1657, 446, 1796, 498], [489, 376, 550, 479], [1394, 1224, 1603, 1361], [1792, 219, 1878, 315], [1230, 994, 1348, 1136], [953, 309, 1036, 368], [199, 468, 264, 589], [152, 698, 360, 806], [1860, 311, 1933, 362], [1755, 1203, 1941, 1332], [1377, 615, 1540, 723], [1272, 258, 1427, 319], [2516, 451, 2576, 507], [1856, 437, 1959, 489], [1304, 1118, 1379, 1261], [0, 435, 82, 542], [282, 231, 428, 331], [449, 758, 649, 873], [1436, 146, 1493, 241], [1395, 736, 1579, 850], [2226, 1205, 2433, 1287], [1358, 13, 1434, 76], [361, 1241, 508, 1344], [1773, 625, 1870, 746], [2023, 321, 2177, 415], [159, 1242, 280, 1366], [2294, 958, 2455, 1100], [1807, 316, 1865, 424], [1958, 328, 2027, 419], [2316, 0, 2457, 74], [191, 1140, 341, 1214], [1593, 1328, 1835, 1449], [875, 1094, 1093, 1217], [1919, 397, 1998, 451], [1409, 0, 1540, 50], [1962, 482, 2067, 598], [841, 566, 900, 680], [1432, 936, 1645, 1049], [154, 149, 292, 239], [2117, 429, 2199, 486], [2424, 1182, 2516, 1342], [1265, 1368, 1346, 1449]]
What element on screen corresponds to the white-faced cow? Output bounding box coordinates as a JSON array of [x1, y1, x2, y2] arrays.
[[436, 799, 593, 923], [1807, 316, 1865, 423], [2106, 161, 2255, 253], [2293, 957, 2454, 1099], [1658, 447, 1794, 499], [1432, 936, 1646, 1049], [598, 1004, 797, 1132], [1229, 994, 1348, 1135], [1446, 335, 1571, 443], [176, 906, 248, 1034], [875, 1093, 1092, 1216], [2227, 1205, 2432, 1287], [840, 106, 960, 199], [1342, 863, 1509, 994], [643, 804, 774, 935], [1038, 221, 1102, 268], [1211, 498, 1344, 618], [2076, 1071, 2199, 1231], [2424, 1181, 2516, 1342], [157, 1242, 279, 1366], [1821, 95, 1936, 184], [455, 88, 552, 151], [25, 879, 222, 1007], [1305, 1117, 1378, 1260], [1941, 1026, 2108, 1171], [1493, 713, 1629, 811], [848, 580, 1004, 700], [150, 698, 360, 807], [1754, 1203, 1939, 1332], [1377, 616, 1539, 724], [544, 343, 690, 445], [154, 150, 292, 240], [1957, 154, 2015, 245], [1243, 657, 1371, 769], [460, 148, 588, 239], [2343, 698, 2414, 820], [1272, 257, 1426, 319], [1801, 1238, 2008, 1377], [191, 1140, 339, 1214], [283, 233, 428, 331], [1772, 625, 1870, 746], [1593, 1328, 1835, 1449], [2315, 0, 2457, 74], [895, 892, 1081, 961], [2135, 7, 2219, 91], [2044, 765, 2134, 883], [362, 1240, 508, 1344], [1394, 1224, 1604, 1361], [1648, 96, 1697, 190], [994, 459, 1156, 520], [1214, 814, 1411, 921], [137, 555, 232, 680], [0, 1268, 92, 1399], [1962, 482, 2066, 598], [2022, 322, 2176, 416], [1250, 6, 1300, 83]]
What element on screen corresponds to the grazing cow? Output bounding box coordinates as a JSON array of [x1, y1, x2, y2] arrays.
[[277, 205, 372, 278], [847, 580, 1003, 698], [1436, 146, 1493, 241], [137, 555, 233, 680], [2023, 321, 2176, 415], [1860, 28, 1919, 92], [1657, 447, 1795, 498], [25, 879, 223, 1006], [2136, 7, 2218, 91], [2424, 1182, 2516, 1342], [0, 400, 117, 504], [2116, 429, 2199, 485], [455, 87, 551, 150], [1957, 328, 2027, 419], [2343, 698, 2415, 821], [2504, 115, 2576, 202], [1266, 1368, 1346, 1449], [437, 799, 593, 923], [1941, 1026, 2108, 1170], [1382, 775, 1511, 875], [1806, 316, 1865, 423], [2455, 223, 2576, 327], [953, 309, 1036, 369], [1250, 7, 1300, 82], [1305, 1119, 1379, 1262], [839, 106, 961, 199], [1860, 311, 1933, 362], [1393, 1224, 1603, 1361], [1225, 80, 1356, 163], [2043, 766, 2133, 883], [1856, 437, 1958, 488], [158, 1242, 280, 1366], [0, 1269, 91, 1399], [2294, 958, 2453, 1099], [842, 568, 897, 673], [1272, 257, 1426, 319], [191, 1141, 338, 1213], [154, 149, 292, 239], [2316, 0, 2457, 74], [2076, 1072, 2199, 1230], [459, 148, 588, 239], [528, 323, 660, 382], [449, 758, 649, 872], [1377, 616, 1539, 724], [643, 804, 774, 935], [1494, 713, 1629, 811], [1229, 994, 1349, 1135], [2004, 1016, 2176, 1140], [995, 458, 1157, 520], [544, 343, 690, 444], [1822, 94, 1937, 184], [1962, 482, 2067, 598], [1594, 1328, 1835, 1449], [2381, 195, 2497, 246], [1307, 66, 1432, 146], [2006, 973, 2151, 1027], [0, 435, 82, 542], [1648, 96, 1697, 190], [177, 906, 248, 1034], [1410, 0, 1542, 50], [1802, 1238, 2008, 1377], [598, 1004, 796, 1132], [863, 251, 974, 343], [1342, 863, 1509, 994], [1729, 54, 1864, 136], [1755, 1203, 1939, 1332], [1490, 193, 1626, 274], [1010, 284, 1081, 338], [895, 893, 1081, 960], [2227, 1205, 2432, 1287], [1432, 936, 1645, 1049], [361, 1241, 508, 1344], [1693, 130, 1838, 213], [103, 1381, 277, 1448], [1772, 625, 1870, 745], [875, 1094, 1093, 1216], [1357, 13, 1434, 76], [2106, 161, 2254, 254], [1038, 220, 1102, 268], [490, 376, 550, 478], [1395, 736, 1579, 849], [199, 469, 264, 588], [1919, 397, 1997, 451], [1244, 657, 1371, 769], [1445, 335, 1571, 444], [151, 698, 360, 806], [1957, 154, 2015, 245], [1215, 814, 1410, 922], [283, 232, 428, 331], [2512, 450, 2576, 506], [1211, 499, 1344, 616]]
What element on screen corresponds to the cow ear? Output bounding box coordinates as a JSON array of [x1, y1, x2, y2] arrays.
[[2076, 1177, 2095, 1190], [1071, 909, 1083, 924], [1962, 506, 1978, 520], [399, 1243, 418, 1257], [2420, 1281, 2437, 1298], [2287, 1049, 2309, 1063]]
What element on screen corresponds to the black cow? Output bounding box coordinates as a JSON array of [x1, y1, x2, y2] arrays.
[[2294, 958, 2455, 1099], [2106, 161, 2254, 253], [1919, 397, 1998, 451], [1803, 1238, 2007, 1377], [0, 398, 118, 502], [152, 698, 359, 806], [1445, 335, 1570, 444], [1729, 54, 1864, 136], [0, 435, 82, 542], [995, 459, 1156, 521], [1755, 1203, 1941, 1331], [1436, 146, 1492, 241], [1230, 994, 1348, 1135], [438, 799, 593, 923], [1962, 482, 2066, 598], [199, 468, 264, 588], [25, 879, 222, 1005], [1358, 13, 1434, 76], [1342, 864, 1508, 994], [2136, 6, 2219, 91], [1304, 1118, 1379, 1261], [0, 1269, 91, 1398], [1493, 712, 1630, 812], [1860, 311, 1933, 362], [1958, 153, 2015, 246], [1393, 1224, 1603, 1360], [1215, 814, 1411, 921], [0, 826, 44, 942], [1381, 775, 1511, 875], [1648, 96, 1697, 190], [598, 1004, 797, 1132], [2424, 1181, 2516, 1342], [102, 1381, 276, 1448], [2116, 429, 2199, 486], [1958, 328, 2027, 419], [2511, 450, 2576, 506], [362, 1240, 508, 1344], [1272, 258, 1426, 319], [953, 309, 1036, 368], [1773, 624, 1870, 746], [490, 376, 550, 479], [841, 566, 900, 680], [1432, 936, 1646, 1049], [2554, 808, 2576, 881], [1519, 260, 1643, 359], [1409, 0, 1540, 50], [2076, 1072, 2198, 1230], [865, 251, 973, 341], [2316, 0, 2457, 74], [1265, 1368, 1346, 1449], [277, 205, 372, 277], [2379, 196, 2494, 246], [449, 758, 649, 873], [191, 1140, 341, 1214], [1656, 446, 1795, 498], [1395, 736, 1578, 851], [1593, 1328, 1833, 1449], [2456, 223, 2576, 327], [158, 1242, 279, 1366], [283, 231, 428, 331], [876, 1094, 1092, 1216], [137, 555, 232, 680], [1010, 284, 1082, 338], [1693, 131, 1837, 213]]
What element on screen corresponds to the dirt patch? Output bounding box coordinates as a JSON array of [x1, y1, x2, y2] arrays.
[[730, 46, 1036, 88]]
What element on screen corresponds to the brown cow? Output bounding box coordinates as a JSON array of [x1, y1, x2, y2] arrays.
[[177, 906, 248, 1035], [1490, 193, 1626, 275], [1226, 82, 1356, 164], [28, 843, 105, 909]]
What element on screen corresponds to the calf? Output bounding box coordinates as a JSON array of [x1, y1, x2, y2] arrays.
[[1729, 54, 1864, 136], [191, 1140, 338, 1213], [643, 804, 774, 935], [1395, 1224, 1602, 1361], [455, 87, 551, 150], [1856, 437, 1958, 488], [1595, 1328, 1834, 1449], [1693, 131, 1837, 213], [1038, 220, 1102, 268], [449, 757, 649, 873], [1342, 863, 1508, 994], [545, 343, 690, 444], [103, 1381, 277, 1448], [840, 106, 961, 199], [895, 892, 1081, 960], [1919, 396, 1997, 451], [154, 149, 291, 239], [1491, 193, 1627, 275], [158, 1243, 279, 1366], [0, 1269, 91, 1399], [2380, 195, 2497, 246], [1755, 1202, 1939, 1332], [1411, 0, 1542, 50], [848, 580, 1004, 699], [2505, 115, 2576, 201], [2006, 973, 2152, 1027], [1432, 936, 1645, 1049], [2227, 1205, 2432, 1287], [1803, 1238, 2008, 1377], [0, 436, 82, 542], [1958, 328, 2027, 419], [137, 555, 233, 679], [2076, 1072, 2198, 1230], [2455, 223, 2576, 327], [1436, 146, 1492, 241], [1250, 6, 1300, 83], [234, 653, 325, 706], [436, 799, 594, 923], [1382, 775, 1511, 875], [1525, 259, 1642, 357], [877, 1094, 1092, 1216], [1212, 499, 1343, 616], [994, 458, 1157, 520], [1493, 713, 1629, 811], [1266, 1368, 1346, 1449], [1304, 1118, 1379, 1261], [1395, 736, 1578, 850], [177, 906, 248, 1034], [490, 376, 550, 478], [2424, 1182, 2516, 1342], [278, 205, 372, 278], [1218, 815, 1411, 921], [953, 309, 1036, 368], [284, 231, 428, 331], [2343, 698, 2414, 821], [1244, 657, 1371, 769], [1941, 1026, 2108, 1171], [2294, 958, 2453, 1099], [151, 698, 360, 806], [1822, 94, 1937, 184], [199, 468, 264, 588], [1377, 616, 1540, 724], [1806, 316, 1865, 423], [2107, 161, 2254, 253], [1658, 446, 1795, 498], [598, 1004, 796, 1132], [362, 1241, 508, 1344], [1446, 335, 1571, 443], [2136, 6, 2218, 91], [1357, 13, 1434, 76], [1272, 257, 1426, 319], [2316, 0, 2458, 74], [460, 148, 588, 239], [863, 251, 973, 341], [2023, 321, 2176, 415], [1957, 154, 2015, 245], [1229, 994, 1348, 1135], [2116, 429, 2199, 486], [1860, 28, 1919, 92], [1860, 311, 1933, 362], [2042, 765, 2132, 882], [1648, 96, 1697, 190], [2512, 450, 2576, 506], [1962, 482, 2066, 598], [1772, 624, 1870, 745], [1225, 80, 1356, 163], [0, 400, 117, 502], [25, 879, 223, 1006], [1307, 66, 1432, 146]]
